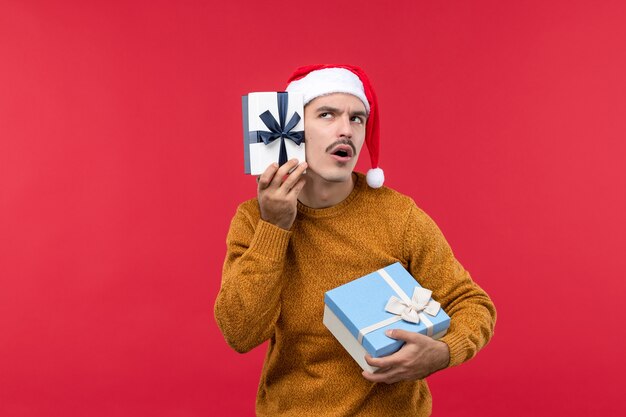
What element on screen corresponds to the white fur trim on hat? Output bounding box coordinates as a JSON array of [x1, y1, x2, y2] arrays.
[[286, 67, 370, 113]]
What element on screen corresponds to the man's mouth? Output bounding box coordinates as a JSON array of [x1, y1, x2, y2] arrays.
[[327, 142, 356, 162]]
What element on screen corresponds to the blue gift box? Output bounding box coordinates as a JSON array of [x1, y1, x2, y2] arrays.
[[323, 262, 450, 372]]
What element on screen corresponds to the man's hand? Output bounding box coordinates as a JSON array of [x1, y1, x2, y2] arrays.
[[362, 329, 450, 384], [258, 159, 307, 230]]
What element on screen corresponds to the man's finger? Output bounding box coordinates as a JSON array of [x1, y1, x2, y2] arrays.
[[364, 353, 400, 369], [282, 162, 307, 191], [385, 328, 423, 343], [362, 368, 402, 384], [270, 159, 300, 187], [287, 176, 307, 197], [258, 163, 279, 190]]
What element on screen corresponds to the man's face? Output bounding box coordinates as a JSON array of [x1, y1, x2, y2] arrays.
[[303, 93, 367, 183]]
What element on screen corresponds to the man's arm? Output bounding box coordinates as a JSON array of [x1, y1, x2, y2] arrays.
[[363, 202, 496, 383], [407, 204, 496, 368], [213, 160, 307, 353]]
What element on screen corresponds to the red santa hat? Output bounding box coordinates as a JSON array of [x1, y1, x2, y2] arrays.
[[285, 64, 384, 188]]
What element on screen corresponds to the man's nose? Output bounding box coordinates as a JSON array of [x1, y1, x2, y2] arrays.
[[337, 115, 353, 138]]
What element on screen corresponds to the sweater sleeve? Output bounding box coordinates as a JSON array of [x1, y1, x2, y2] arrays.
[[214, 203, 291, 353], [402, 202, 496, 367]]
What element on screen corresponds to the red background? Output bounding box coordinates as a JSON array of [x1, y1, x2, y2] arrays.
[[2, 1, 625, 416]]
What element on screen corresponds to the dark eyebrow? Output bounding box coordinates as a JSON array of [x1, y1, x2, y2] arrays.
[[315, 105, 341, 113], [315, 106, 369, 119], [351, 110, 368, 119]]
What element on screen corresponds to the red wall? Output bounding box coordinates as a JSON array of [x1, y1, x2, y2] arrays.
[[1, 1, 625, 415]]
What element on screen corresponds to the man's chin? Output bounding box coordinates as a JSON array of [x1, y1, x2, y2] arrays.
[[307, 167, 353, 184], [319, 171, 354, 184]]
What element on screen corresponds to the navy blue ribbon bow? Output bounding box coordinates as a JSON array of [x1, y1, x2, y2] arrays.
[[257, 92, 304, 166]]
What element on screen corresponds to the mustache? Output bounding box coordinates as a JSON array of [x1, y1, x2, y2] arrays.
[[325, 139, 357, 155]]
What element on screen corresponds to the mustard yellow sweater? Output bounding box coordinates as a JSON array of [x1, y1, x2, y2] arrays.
[[215, 172, 496, 416]]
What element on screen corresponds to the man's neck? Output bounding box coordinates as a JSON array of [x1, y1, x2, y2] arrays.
[[298, 172, 356, 209]]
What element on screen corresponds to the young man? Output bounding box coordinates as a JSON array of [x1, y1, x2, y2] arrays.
[[215, 64, 496, 416]]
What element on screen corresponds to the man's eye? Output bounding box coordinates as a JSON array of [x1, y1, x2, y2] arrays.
[[319, 112, 332, 118], [351, 116, 363, 124]]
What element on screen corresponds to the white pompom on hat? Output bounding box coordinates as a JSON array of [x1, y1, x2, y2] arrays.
[[286, 64, 384, 188]]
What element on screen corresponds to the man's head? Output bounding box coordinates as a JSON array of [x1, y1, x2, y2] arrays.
[[286, 65, 384, 188], [300, 92, 367, 184]]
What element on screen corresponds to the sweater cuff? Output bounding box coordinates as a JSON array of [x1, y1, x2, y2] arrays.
[[439, 331, 472, 367], [249, 219, 292, 261]]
